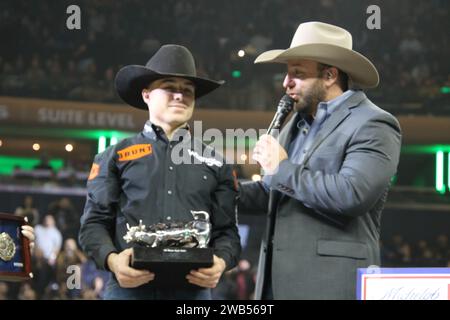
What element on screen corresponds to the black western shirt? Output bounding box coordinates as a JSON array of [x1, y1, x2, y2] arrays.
[[79, 121, 241, 271]]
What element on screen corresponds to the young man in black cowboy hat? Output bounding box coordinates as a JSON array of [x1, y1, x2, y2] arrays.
[[79, 45, 241, 299]]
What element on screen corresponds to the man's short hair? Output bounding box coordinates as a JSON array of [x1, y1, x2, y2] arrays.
[[317, 63, 349, 91]]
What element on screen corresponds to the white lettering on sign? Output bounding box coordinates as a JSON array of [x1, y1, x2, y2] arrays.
[[37, 108, 136, 129], [87, 111, 135, 128], [38, 108, 85, 125]]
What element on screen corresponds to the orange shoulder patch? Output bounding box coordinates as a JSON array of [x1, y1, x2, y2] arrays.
[[88, 163, 100, 180], [117, 144, 152, 162]]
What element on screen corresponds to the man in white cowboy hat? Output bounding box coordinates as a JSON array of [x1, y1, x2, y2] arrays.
[[79, 44, 241, 299], [239, 22, 402, 299]]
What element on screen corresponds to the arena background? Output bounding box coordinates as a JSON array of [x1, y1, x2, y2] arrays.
[[0, 0, 449, 300]]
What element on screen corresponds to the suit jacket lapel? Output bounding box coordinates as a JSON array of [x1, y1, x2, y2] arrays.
[[302, 91, 367, 165], [277, 114, 296, 149]]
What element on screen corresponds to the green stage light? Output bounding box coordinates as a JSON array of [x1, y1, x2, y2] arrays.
[[110, 136, 118, 146], [98, 136, 107, 153], [232, 70, 242, 78], [0, 156, 63, 175], [440, 86, 450, 94], [402, 144, 450, 154], [435, 151, 445, 194], [448, 152, 450, 192]]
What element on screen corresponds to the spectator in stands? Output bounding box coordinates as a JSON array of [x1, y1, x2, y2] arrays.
[[233, 259, 255, 300], [1, 1, 447, 112], [0, 282, 9, 300], [48, 197, 79, 240], [31, 247, 55, 298], [33, 153, 53, 171], [35, 214, 63, 266], [17, 283, 37, 300], [80, 259, 109, 297], [55, 238, 87, 285], [14, 195, 40, 226], [81, 275, 106, 300], [41, 281, 69, 300], [435, 234, 449, 266], [25, 55, 45, 97]]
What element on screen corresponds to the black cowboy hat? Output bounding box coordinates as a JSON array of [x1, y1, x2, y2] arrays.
[[115, 44, 224, 109]]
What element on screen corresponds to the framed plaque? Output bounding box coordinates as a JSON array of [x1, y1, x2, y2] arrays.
[[0, 213, 33, 281]]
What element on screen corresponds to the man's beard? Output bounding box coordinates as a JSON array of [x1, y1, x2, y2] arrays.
[[294, 79, 327, 114]]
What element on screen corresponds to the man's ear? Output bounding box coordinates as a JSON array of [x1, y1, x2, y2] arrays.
[[324, 67, 338, 87], [142, 89, 150, 103]]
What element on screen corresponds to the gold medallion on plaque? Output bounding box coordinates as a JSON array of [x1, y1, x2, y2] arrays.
[[0, 232, 16, 261]]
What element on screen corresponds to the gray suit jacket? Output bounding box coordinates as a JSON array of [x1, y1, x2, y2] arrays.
[[239, 91, 401, 300]]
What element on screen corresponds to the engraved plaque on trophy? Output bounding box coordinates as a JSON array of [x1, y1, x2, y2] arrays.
[[0, 213, 33, 281], [124, 211, 213, 288]]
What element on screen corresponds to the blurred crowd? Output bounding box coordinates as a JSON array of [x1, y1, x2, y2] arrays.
[[1, 195, 108, 300], [1, 192, 449, 299], [8, 154, 91, 189], [381, 234, 450, 268], [0, 193, 257, 300], [0, 0, 449, 112]]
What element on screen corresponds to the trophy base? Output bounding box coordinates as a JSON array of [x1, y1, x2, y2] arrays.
[[131, 246, 214, 288]]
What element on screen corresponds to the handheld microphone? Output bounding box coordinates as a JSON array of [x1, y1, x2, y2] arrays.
[[267, 94, 295, 136]]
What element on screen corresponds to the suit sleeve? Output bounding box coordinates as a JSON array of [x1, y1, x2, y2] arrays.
[[78, 147, 120, 270], [209, 164, 241, 271], [237, 180, 269, 214], [269, 113, 402, 218]]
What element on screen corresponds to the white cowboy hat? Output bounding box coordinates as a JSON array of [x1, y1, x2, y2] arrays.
[[255, 21, 379, 88]]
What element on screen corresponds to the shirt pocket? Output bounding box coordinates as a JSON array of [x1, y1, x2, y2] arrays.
[[180, 164, 218, 199]]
